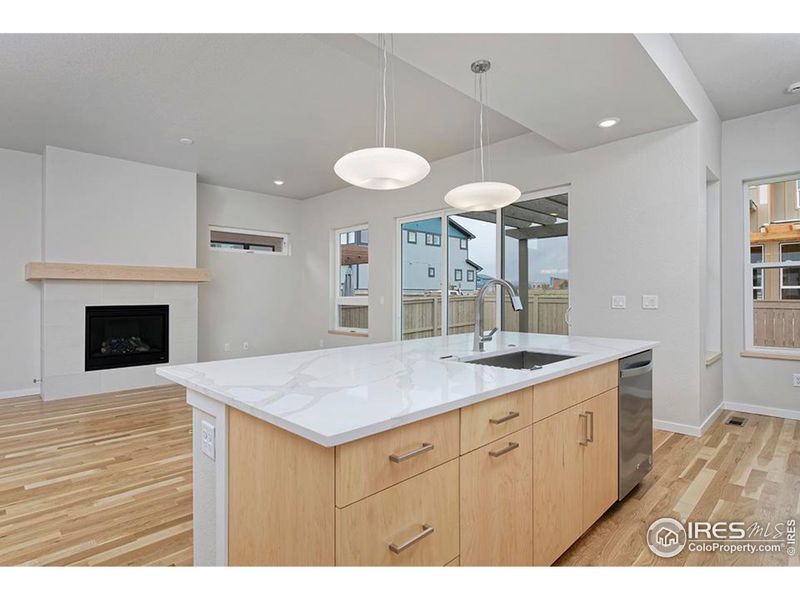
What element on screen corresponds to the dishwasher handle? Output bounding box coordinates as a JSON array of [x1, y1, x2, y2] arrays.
[[620, 361, 653, 379]]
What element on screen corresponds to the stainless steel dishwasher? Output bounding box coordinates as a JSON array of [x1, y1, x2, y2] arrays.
[[618, 350, 653, 500]]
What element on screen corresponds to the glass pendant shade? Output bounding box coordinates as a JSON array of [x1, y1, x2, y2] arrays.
[[334, 147, 431, 190], [444, 181, 521, 211]]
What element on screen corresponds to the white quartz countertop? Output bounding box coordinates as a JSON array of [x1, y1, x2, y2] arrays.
[[157, 333, 657, 447]]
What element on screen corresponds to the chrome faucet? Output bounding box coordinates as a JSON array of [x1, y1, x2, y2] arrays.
[[473, 278, 524, 352]]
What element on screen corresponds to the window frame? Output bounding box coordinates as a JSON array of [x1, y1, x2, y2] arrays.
[[428, 266, 436, 278], [751, 244, 764, 300], [467, 270, 475, 282], [407, 230, 417, 244], [779, 241, 800, 300], [209, 225, 290, 256], [454, 268, 463, 281], [332, 223, 369, 335], [459, 238, 468, 250], [744, 174, 800, 356]]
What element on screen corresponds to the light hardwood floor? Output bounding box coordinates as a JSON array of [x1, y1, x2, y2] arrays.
[[0, 385, 192, 566], [558, 411, 800, 566], [1, 386, 798, 566]]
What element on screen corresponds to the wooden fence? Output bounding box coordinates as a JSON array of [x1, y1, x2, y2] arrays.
[[340, 290, 569, 339], [753, 300, 800, 348]]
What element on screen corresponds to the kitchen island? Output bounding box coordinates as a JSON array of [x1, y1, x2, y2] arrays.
[[157, 332, 656, 566]]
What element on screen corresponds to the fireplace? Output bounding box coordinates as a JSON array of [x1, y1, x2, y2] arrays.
[[85, 305, 169, 371]]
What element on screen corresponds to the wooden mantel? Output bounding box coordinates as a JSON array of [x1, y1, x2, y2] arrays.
[[25, 262, 211, 283]]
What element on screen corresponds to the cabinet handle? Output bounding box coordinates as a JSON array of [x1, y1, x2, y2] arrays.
[[586, 410, 594, 443], [579, 413, 589, 446], [389, 524, 435, 554], [389, 442, 434, 463], [489, 410, 520, 425], [488, 441, 519, 457]]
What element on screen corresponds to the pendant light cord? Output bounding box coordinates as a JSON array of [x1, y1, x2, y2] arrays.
[[479, 70, 485, 182], [381, 34, 388, 148]]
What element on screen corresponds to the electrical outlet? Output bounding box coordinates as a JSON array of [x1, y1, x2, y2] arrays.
[[224, 343, 230, 352], [243, 341, 249, 350], [319, 339, 324, 348], [793, 374, 800, 387], [201, 420, 215, 461], [642, 294, 659, 310], [611, 295, 626, 309]]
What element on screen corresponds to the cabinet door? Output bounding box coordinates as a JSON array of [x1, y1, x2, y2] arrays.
[[460, 426, 533, 566], [532, 405, 583, 566], [581, 389, 619, 530]]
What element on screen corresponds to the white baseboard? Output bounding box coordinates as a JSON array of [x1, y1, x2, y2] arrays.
[[0, 386, 41, 400], [723, 401, 800, 421], [699, 402, 725, 435], [653, 418, 702, 437]]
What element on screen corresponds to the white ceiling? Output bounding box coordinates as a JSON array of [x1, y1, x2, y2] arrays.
[[364, 34, 696, 151], [673, 33, 800, 121], [0, 33, 527, 199], [0, 33, 700, 199]]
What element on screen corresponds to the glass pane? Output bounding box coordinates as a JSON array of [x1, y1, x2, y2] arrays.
[[781, 243, 800, 262], [782, 267, 800, 288], [502, 194, 569, 334], [338, 228, 368, 298], [338, 305, 368, 330], [752, 265, 800, 347], [447, 214, 497, 335], [401, 218, 443, 340]]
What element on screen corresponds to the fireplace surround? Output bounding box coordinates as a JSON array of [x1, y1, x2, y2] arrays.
[[85, 305, 169, 371]]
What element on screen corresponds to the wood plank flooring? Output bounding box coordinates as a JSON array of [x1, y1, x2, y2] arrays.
[[558, 411, 800, 566], [1, 386, 798, 567], [0, 385, 192, 566]]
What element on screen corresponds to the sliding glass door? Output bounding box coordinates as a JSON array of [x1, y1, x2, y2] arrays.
[[400, 216, 444, 340]]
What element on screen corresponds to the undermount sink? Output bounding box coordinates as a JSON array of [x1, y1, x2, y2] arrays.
[[460, 350, 576, 370]]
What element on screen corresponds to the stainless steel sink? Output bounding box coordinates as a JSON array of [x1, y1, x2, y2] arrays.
[[460, 350, 576, 370]]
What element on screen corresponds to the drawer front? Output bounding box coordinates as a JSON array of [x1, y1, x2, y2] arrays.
[[335, 460, 459, 566], [460, 387, 533, 454], [335, 410, 459, 507], [533, 362, 617, 422]]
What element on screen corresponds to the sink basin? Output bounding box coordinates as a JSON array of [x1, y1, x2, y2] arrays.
[[460, 350, 576, 370]]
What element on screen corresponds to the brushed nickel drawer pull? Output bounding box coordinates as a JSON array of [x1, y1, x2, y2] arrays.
[[489, 410, 520, 425], [586, 410, 594, 443], [488, 441, 519, 457], [389, 524, 435, 554], [389, 442, 434, 463]]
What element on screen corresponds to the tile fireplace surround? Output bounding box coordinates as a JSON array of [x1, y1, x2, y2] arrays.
[[41, 280, 198, 400]]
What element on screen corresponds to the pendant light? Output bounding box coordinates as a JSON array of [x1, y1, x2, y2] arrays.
[[445, 59, 521, 211], [334, 35, 430, 190]]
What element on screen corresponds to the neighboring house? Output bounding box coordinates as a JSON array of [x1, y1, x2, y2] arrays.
[[401, 217, 482, 291]]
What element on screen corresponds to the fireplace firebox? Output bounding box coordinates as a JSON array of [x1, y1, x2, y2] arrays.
[[85, 305, 169, 371]]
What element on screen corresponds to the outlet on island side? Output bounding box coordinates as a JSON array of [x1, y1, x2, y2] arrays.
[[793, 374, 800, 387], [201, 420, 216, 461]]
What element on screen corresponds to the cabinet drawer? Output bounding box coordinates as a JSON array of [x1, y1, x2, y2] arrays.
[[533, 362, 617, 422], [335, 460, 459, 566], [460, 387, 532, 454], [335, 410, 459, 507]]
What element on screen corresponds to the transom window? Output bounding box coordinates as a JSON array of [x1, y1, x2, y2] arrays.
[[209, 226, 289, 255]]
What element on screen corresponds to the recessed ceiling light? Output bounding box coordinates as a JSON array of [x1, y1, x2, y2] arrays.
[[273, 180, 285, 186], [787, 82, 800, 95], [178, 137, 193, 145], [596, 117, 620, 128]]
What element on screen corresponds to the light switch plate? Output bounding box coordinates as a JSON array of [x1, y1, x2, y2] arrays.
[[642, 294, 659, 310], [611, 295, 626, 309], [201, 420, 215, 461]]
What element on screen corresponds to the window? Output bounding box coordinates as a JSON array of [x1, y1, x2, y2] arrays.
[[333, 225, 368, 334], [454, 269, 463, 281], [210, 226, 289, 255], [746, 176, 800, 351], [751, 245, 764, 300], [459, 238, 468, 250], [425, 233, 441, 246], [428, 267, 436, 278], [780, 243, 800, 300], [407, 231, 417, 244], [467, 270, 475, 282]]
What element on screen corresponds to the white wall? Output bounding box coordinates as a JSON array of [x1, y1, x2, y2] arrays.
[[721, 104, 800, 418], [0, 149, 42, 398], [197, 183, 304, 361], [40, 147, 198, 400], [299, 126, 707, 430]]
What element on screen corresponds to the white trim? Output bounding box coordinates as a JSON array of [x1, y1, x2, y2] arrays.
[[723, 401, 800, 422], [653, 418, 703, 437], [186, 390, 228, 566], [700, 402, 725, 435], [0, 386, 40, 400]]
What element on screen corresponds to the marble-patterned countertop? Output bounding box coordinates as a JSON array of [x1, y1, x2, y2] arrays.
[[157, 332, 657, 447]]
